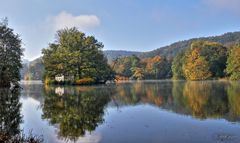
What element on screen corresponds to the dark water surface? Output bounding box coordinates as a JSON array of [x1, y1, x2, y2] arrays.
[[2, 80, 240, 143]]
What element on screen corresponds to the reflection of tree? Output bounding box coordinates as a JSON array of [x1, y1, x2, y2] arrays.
[[228, 82, 240, 120], [113, 82, 172, 106], [183, 82, 210, 118], [114, 81, 239, 122], [0, 88, 22, 137], [172, 81, 189, 113], [41, 86, 112, 141], [182, 82, 228, 119]]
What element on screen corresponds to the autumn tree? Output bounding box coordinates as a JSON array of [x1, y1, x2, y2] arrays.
[[183, 47, 211, 80], [192, 41, 228, 78], [226, 44, 240, 80], [143, 56, 171, 79], [131, 67, 144, 79], [112, 55, 141, 78], [0, 18, 23, 87]]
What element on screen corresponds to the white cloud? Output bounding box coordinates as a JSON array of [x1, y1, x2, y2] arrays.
[[53, 11, 100, 30]]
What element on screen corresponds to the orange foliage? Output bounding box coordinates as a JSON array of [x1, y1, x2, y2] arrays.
[[75, 78, 95, 85], [142, 56, 162, 73]]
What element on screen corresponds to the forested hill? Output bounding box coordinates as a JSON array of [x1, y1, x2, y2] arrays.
[[140, 31, 240, 59], [21, 58, 44, 80], [103, 50, 142, 63]]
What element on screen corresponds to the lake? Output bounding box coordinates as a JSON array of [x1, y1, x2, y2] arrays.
[[1, 80, 240, 143]]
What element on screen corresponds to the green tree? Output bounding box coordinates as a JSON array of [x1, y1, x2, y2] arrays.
[[42, 28, 114, 84], [172, 50, 186, 79], [0, 18, 23, 87], [226, 44, 240, 80], [192, 41, 228, 78]]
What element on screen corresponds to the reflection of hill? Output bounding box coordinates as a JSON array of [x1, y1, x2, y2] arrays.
[[41, 86, 114, 141]]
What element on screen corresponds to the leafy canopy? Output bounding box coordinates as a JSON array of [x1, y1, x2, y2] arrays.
[[0, 18, 23, 87], [226, 44, 240, 80], [42, 27, 114, 83]]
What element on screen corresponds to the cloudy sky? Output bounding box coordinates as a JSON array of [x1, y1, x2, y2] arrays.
[[0, 0, 240, 60]]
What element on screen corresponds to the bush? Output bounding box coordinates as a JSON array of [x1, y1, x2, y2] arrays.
[[75, 78, 95, 85]]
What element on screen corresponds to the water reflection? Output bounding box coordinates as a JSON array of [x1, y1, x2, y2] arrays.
[[112, 81, 240, 121], [228, 82, 240, 119], [112, 81, 172, 106], [41, 86, 114, 141], [0, 88, 22, 137], [19, 81, 240, 142], [182, 81, 229, 119]]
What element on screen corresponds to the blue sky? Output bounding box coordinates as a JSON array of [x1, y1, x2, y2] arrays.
[[1, 0, 240, 60]]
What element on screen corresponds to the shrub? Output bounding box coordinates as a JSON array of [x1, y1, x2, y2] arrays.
[[75, 78, 95, 85]]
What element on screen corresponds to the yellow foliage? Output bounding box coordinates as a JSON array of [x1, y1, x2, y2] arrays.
[[183, 82, 210, 117], [183, 48, 211, 80]]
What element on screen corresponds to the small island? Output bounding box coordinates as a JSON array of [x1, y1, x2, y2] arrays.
[[41, 28, 115, 85]]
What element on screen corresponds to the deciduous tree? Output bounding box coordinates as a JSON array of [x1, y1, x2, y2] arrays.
[[0, 18, 23, 87], [183, 47, 211, 80], [226, 44, 240, 80]]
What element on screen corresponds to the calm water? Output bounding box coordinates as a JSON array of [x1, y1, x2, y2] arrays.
[[1, 80, 240, 143]]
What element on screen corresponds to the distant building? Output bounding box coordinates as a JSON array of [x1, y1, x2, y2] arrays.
[[55, 87, 64, 96], [55, 74, 64, 82]]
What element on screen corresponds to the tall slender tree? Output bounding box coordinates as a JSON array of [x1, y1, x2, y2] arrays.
[[0, 18, 23, 87]]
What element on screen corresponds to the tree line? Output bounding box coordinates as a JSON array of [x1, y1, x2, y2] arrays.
[[172, 41, 240, 80], [1, 18, 240, 87], [113, 41, 240, 80], [112, 55, 172, 80]]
